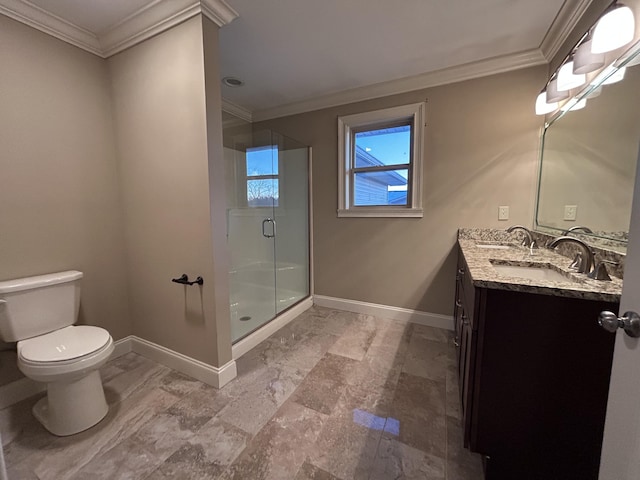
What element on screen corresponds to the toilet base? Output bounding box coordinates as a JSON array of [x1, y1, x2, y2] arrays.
[[33, 370, 109, 436]]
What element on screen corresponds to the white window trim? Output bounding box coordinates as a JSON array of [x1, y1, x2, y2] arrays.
[[337, 102, 425, 218]]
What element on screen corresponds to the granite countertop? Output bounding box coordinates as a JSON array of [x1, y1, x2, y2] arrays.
[[458, 229, 622, 303]]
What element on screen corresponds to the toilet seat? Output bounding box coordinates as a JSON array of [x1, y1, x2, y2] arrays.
[[18, 325, 111, 364], [17, 326, 114, 383]]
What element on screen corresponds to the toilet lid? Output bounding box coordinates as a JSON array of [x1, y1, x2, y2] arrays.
[[19, 326, 111, 363]]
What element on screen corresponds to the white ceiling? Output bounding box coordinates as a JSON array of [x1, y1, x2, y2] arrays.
[[0, 0, 593, 119], [26, 0, 152, 34], [219, 0, 566, 115]]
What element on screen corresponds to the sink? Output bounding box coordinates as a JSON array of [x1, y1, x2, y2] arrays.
[[492, 263, 575, 283]]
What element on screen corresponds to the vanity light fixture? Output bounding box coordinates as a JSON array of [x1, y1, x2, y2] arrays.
[[557, 59, 586, 91], [546, 77, 570, 103], [561, 97, 587, 112], [602, 66, 627, 84], [586, 85, 603, 99], [535, 90, 558, 115], [534, 2, 636, 116], [574, 38, 605, 74], [592, 3, 635, 54]]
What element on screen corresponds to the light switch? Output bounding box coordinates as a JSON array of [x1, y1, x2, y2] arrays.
[[498, 206, 509, 221], [564, 205, 577, 221]]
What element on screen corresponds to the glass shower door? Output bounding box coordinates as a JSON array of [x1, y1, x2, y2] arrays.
[[223, 117, 310, 344], [273, 133, 309, 314], [227, 128, 278, 342]]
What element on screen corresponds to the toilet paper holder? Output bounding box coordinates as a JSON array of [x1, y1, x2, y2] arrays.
[[171, 274, 204, 286]]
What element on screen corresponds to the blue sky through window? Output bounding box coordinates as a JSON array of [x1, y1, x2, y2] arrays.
[[355, 125, 410, 178], [246, 146, 278, 176]]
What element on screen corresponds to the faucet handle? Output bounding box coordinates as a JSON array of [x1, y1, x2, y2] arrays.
[[569, 252, 583, 271], [588, 261, 612, 281]]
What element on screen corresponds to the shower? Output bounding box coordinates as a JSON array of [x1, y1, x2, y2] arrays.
[[222, 112, 310, 343]]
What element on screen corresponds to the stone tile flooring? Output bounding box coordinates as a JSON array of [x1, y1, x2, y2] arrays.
[[1, 306, 484, 479]]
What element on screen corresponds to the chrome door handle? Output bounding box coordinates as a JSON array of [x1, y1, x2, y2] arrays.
[[599, 311, 640, 338], [262, 218, 276, 238]]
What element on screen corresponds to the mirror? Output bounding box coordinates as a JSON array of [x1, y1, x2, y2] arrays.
[[536, 48, 640, 252]]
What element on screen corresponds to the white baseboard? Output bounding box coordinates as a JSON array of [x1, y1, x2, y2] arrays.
[[232, 296, 314, 359], [313, 295, 454, 331], [0, 377, 46, 410], [128, 336, 237, 389], [112, 335, 133, 358], [0, 335, 238, 409]]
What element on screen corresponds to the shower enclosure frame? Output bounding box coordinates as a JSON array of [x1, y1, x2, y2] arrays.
[[227, 135, 314, 359]]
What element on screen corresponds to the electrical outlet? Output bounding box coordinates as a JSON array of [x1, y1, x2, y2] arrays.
[[564, 205, 577, 221], [498, 206, 509, 221]]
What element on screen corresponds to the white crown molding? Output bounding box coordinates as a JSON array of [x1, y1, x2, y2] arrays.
[[0, 0, 101, 55], [222, 99, 253, 123], [252, 48, 547, 121], [0, 0, 239, 58], [539, 0, 594, 62], [201, 0, 239, 27], [100, 0, 201, 58]]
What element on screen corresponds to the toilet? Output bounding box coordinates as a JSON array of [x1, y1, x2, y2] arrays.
[[0, 271, 114, 436]]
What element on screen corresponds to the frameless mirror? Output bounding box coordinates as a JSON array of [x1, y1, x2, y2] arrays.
[[535, 45, 640, 253]]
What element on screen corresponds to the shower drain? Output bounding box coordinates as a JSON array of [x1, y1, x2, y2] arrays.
[[239, 316, 252, 321]]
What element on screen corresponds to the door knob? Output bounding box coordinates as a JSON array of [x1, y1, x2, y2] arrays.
[[598, 311, 640, 338]]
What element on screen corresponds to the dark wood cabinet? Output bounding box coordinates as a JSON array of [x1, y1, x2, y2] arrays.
[[455, 245, 619, 479]]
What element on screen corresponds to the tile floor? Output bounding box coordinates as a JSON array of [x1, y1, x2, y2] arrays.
[[1, 306, 484, 479]]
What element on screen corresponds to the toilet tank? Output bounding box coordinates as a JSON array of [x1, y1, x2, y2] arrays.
[[0, 271, 83, 342]]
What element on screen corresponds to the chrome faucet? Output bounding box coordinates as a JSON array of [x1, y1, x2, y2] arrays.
[[506, 225, 537, 249], [561, 225, 593, 236], [547, 236, 594, 274]]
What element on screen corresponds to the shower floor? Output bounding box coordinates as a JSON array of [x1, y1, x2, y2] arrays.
[[231, 290, 307, 342]]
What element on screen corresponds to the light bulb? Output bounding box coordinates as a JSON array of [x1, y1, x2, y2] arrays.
[[535, 91, 558, 115], [573, 40, 605, 74], [557, 61, 586, 91], [546, 78, 569, 103], [592, 5, 635, 54]]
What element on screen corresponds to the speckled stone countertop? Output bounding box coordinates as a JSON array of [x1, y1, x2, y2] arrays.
[[458, 229, 622, 303]]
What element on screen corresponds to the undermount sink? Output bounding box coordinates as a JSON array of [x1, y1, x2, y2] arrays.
[[492, 263, 575, 283]]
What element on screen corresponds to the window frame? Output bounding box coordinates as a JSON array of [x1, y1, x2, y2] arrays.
[[337, 102, 425, 218], [242, 144, 282, 209]]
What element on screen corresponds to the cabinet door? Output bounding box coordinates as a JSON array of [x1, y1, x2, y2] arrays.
[[454, 281, 464, 365], [459, 313, 473, 432]]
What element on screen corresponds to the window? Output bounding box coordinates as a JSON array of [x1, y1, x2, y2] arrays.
[[245, 145, 279, 207], [338, 102, 425, 217]]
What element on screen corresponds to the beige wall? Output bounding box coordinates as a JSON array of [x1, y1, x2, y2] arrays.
[[202, 17, 233, 366], [109, 16, 227, 367], [0, 16, 131, 385], [256, 66, 547, 315]]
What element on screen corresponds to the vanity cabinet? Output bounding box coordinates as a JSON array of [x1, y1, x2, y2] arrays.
[[454, 245, 618, 480]]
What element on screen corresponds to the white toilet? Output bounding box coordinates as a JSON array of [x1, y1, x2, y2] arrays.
[[0, 271, 114, 436]]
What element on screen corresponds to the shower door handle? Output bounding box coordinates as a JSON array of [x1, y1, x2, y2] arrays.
[[262, 218, 276, 238]]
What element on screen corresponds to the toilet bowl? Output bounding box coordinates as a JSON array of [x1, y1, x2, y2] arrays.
[[18, 325, 114, 436], [0, 271, 114, 436]]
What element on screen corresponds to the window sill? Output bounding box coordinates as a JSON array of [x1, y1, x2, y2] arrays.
[[337, 208, 424, 218]]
